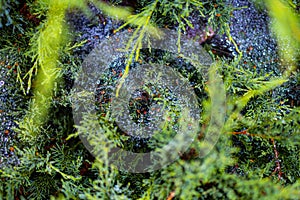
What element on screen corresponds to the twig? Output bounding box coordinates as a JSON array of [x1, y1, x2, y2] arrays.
[[270, 138, 282, 180], [167, 191, 175, 200], [227, 129, 281, 140]]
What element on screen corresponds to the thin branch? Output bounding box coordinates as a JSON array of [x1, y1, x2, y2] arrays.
[[270, 138, 283, 180], [227, 129, 281, 140]]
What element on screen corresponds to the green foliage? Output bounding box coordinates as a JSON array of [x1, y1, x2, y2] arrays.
[[265, 0, 300, 76], [0, 0, 299, 199], [91, 0, 236, 95]]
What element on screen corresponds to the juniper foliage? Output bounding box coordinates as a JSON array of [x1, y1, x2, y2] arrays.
[[0, 0, 299, 199]]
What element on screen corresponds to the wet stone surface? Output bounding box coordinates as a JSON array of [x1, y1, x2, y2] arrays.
[[0, 60, 22, 168], [228, 0, 281, 75], [93, 49, 204, 152], [67, 4, 121, 61], [227, 0, 299, 105]]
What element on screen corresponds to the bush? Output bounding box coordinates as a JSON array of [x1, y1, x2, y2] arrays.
[[0, 0, 299, 199]]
